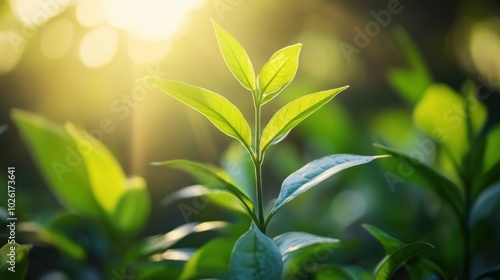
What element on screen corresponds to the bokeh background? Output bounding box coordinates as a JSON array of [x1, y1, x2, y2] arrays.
[[1, 0, 500, 279]]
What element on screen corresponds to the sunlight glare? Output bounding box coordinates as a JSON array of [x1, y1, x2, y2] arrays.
[[79, 26, 118, 68], [103, 0, 205, 41]]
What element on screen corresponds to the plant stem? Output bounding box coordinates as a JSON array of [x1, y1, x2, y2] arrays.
[[462, 181, 472, 280], [253, 92, 265, 232]]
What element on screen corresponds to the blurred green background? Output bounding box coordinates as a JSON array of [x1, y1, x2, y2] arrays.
[[1, 0, 500, 279]]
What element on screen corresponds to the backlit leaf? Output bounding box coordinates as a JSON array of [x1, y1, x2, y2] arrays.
[[213, 21, 255, 91], [143, 78, 252, 150], [260, 87, 348, 152]]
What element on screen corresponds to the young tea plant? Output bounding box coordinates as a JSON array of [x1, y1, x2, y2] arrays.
[[144, 21, 387, 278]]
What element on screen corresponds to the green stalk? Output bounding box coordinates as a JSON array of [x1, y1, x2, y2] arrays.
[[253, 90, 265, 232]]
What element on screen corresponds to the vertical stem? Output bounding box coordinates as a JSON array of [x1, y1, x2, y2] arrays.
[[462, 182, 472, 280], [253, 99, 265, 232]]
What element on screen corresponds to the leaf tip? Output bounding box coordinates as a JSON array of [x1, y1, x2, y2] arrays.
[[374, 155, 391, 159]]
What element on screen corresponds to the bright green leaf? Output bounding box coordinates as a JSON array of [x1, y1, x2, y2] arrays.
[[273, 232, 340, 262], [0, 243, 31, 279], [113, 176, 150, 235], [143, 78, 252, 150], [374, 144, 464, 217], [152, 160, 255, 219], [260, 87, 348, 152], [65, 123, 127, 218], [258, 44, 302, 104], [212, 21, 255, 91], [373, 242, 435, 280], [363, 224, 404, 255], [229, 223, 283, 280], [11, 109, 103, 219], [267, 154, 386, 223], [413, 84, 487, 163], [180, 238, 236, 280]]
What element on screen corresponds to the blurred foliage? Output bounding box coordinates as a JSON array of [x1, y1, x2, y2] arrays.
[[0, 0, 499, 279]]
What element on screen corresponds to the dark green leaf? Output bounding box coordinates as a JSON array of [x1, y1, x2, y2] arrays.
[[213, 21, 255, 91], [473, 160, 500, 199], [316, 265, 371, 280], [374, 144, 464, 217], [387, 26, 432, 104], [152, 160, 255, 219], [229, 223, 283, 280], [143, 78, 252, 150], [476, 265, 500, 280], [373, 242, 435, 280], [267, 154, 386, 222], [363, 224, 404, 255], [260, 87, 348, 152], [258, 44, 302, 104], [0, 243, 31, 279]]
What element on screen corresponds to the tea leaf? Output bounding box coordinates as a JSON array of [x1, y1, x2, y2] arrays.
[[213, 21, 255, 91], [267, 154, 385, 222], [258, 44, 301, 104], [152, 160, 255, 219], [273, 232, 340, 262], [260, 87, 348, 152], [143, 78, 252, 150], [229, 223, 283, 280], [363, 224, 404, 254], [113, 176, 150, 235], [373, 242, 434, 280], [374, 144, 464, 217], [11, 110, 103, 219]]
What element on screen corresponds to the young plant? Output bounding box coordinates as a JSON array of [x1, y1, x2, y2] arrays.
[[144, 21, 387, 278]]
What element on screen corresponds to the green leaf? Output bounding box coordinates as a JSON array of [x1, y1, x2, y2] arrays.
[[113, 176, 150, 235], [11, 109, 103, 219], [362, 224, 404, 255], [267, 154, 386, 222], [373, 242, 435, 280], [374, 144, 464, 217], [273, 232, 340, 262], [143, 78, 252, 150], [161, 184, 247, 214], [181, 238, 236, 280], [143, 221, 228, 257], [212, 21, 255, 91], [0, 243, 31, 279], [258, 44, 302, 104], [260, 87, 348, 152], [152, 160, 255, 219], [65, 123, 127, 218], [316, 265, 371, 280], [38, 213, 87, 260], [473, 160, 500, 199], [413, 84, 487, 163], [387, 26, 432, 104], [229, 223, 283, 280]]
